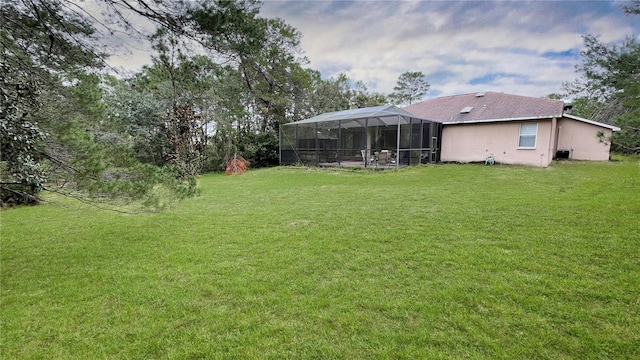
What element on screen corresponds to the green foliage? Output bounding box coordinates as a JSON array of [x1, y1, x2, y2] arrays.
[[0, 67, 47, 204], [2, 160, 639, 357], [239, 131, 279, 168], [389, 71, 430, 105], [350, 80, 388, 108], [623, 0, 640, 14], [296, 71, 387, 118], [612, 83, 640, 153], [103, 77, 170, 166], [0, 0, 102, 73], [565, 33, 640, 153], [165, 103, 206, 178], [0, 0, 192, 206], [306, 72, 352, 113], [191, 1, 304, 132], [1, 1, 224, 205], [128, 23, 296, 174], [574, 35, 639, 102], [43, 103, 197, 210], [0, 0, 101, 204], [547, 93, 563, 100], [566, 97, 602, 120]]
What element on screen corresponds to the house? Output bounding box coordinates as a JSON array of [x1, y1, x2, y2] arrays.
[[403, 92, 620, 167]]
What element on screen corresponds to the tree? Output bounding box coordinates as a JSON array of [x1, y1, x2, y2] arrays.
[[0, 0, 278, 205], [0, 68, 47, 204], [1, 0, 102, 204], [102, 76, 169, 167], [1, 0, 227, 206], [611, 82, 640, 153], [308, 72, 351, 113], [189, 2, 332, 169], [350, 81, 388, 109], [191, 2, 305, 131], [389, 71, 430, 105], [564, 33, 640, 153], [623, 0, 640, 15], [294, 72, 387, 118], [133, 31, 216, 177]]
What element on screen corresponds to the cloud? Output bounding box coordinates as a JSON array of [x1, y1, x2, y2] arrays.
[[260, 0, 640, 98]]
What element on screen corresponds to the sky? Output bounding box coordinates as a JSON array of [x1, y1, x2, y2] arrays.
[[107, 0, 640, 100]]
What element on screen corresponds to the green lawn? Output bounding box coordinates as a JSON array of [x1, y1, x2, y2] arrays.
[[2, 159, 639, 359]]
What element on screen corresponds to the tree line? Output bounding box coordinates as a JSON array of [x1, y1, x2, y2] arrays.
[[1, 0, 637, 207]]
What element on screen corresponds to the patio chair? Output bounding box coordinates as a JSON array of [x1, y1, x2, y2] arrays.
[[377, 150, 390, 166], [372, 152, 379, 166]]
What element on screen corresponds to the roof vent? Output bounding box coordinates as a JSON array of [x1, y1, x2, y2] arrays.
[[475, 92, 486, 97], [460, 106, 473, 114]]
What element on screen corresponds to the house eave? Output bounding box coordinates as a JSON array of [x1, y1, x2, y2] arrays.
[[442, 115, 563, 125], [563, 114, 621, 132], [442, 114, 621, 132]]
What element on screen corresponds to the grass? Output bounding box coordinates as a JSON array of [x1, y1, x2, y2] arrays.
[[2, 158, 639, 359]]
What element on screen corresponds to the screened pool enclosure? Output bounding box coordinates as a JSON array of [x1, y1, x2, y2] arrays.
[[279, 105, 442, 168]]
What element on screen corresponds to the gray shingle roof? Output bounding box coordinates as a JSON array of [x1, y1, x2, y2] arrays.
[[403, 92, 565, 123]]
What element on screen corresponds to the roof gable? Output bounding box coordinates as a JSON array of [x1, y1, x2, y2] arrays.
[[403, 92, 564, 123]]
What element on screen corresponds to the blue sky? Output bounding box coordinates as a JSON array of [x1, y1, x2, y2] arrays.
[[257, 0, 640, 99], [103, 0, 640, 101]]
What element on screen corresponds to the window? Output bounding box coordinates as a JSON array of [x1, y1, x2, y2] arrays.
[[519, 123, 537, 148]]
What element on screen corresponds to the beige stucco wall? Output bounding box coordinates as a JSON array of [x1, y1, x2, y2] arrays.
[[441, 120, 554, 167], [556, 118, 613, 161]]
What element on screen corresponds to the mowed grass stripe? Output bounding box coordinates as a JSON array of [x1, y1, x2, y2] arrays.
[[2, 159, 639, 359]]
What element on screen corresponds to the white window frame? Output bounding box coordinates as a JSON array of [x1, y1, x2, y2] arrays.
[[518, 123, 538, 149]]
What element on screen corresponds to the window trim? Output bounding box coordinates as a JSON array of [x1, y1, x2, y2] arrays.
[[518, 123, 538, 149]]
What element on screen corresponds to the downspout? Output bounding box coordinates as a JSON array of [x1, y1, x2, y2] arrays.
[[278, 126, 282, 165], [365, 117, 369, 167], [554, 119, 560, 159], [549, 117, 557, 165], [295, 125, 299, 164], [419, 119, 424, 164], [396, 115, 401, 168], [437, 123, 443, 163], [337, 120, 342, 166], [315, 122, 319, 166]]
